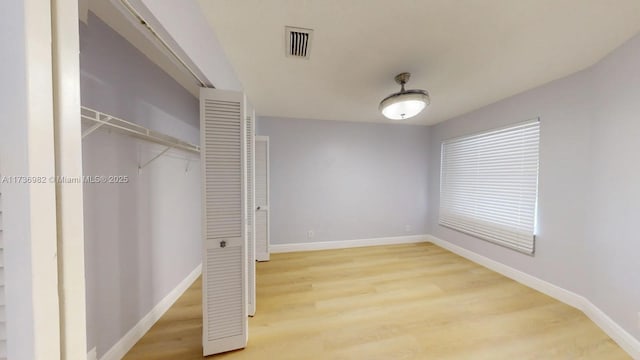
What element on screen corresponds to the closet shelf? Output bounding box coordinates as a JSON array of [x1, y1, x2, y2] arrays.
[[80, 106, 200, 154]]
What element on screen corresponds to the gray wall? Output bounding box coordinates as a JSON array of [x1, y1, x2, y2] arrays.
[[80, 13, 201, 357], [427, 67, 594, 295], [427, 32, 640, 340], [257, 117, 430, 244], [587, 33, 640, 339]]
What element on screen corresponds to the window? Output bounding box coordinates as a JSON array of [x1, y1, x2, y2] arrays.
[[439, 119, 540, 254]]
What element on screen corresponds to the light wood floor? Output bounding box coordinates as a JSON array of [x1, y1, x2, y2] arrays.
[[124, 243, 628, 359]]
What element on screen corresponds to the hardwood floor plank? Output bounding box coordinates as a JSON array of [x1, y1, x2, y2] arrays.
[[124, 243, 629, 359]]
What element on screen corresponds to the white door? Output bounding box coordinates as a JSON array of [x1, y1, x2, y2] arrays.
[[200, 88, 248, 356], [255, 136, 270, 261]]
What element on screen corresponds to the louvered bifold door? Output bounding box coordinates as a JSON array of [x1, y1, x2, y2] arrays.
[[255, 136, 270, 261], [200, 88, 248, 356], [246, 109, 256, 316]]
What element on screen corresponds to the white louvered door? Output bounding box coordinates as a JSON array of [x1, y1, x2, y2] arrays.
[[255, 136, 270, 261], [0, 187, 5, 360], [200, 88, 248, 355], [245, 107, 256, 317]]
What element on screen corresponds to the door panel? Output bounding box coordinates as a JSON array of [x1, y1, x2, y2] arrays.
[[245, 108, 256, 316], [255, 136, 270, 261], [200, 88, 248, 355]]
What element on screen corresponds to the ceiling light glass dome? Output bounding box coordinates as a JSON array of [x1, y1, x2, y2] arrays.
[[379, 72, 430, 120]]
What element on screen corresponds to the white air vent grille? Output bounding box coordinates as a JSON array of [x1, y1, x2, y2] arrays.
[[285, 27, 313, 58]]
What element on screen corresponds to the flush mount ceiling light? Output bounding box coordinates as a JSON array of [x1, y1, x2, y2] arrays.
[[379, 72, 430, 120]]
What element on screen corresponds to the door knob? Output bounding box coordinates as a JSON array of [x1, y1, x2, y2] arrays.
[[256, 206, 261, 210]]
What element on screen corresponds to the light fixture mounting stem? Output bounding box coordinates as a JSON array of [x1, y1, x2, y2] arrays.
[[394, 72, 411, 92]]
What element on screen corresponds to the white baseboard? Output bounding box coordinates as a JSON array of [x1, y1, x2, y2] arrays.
[[426, 235, 640, 359], [87, 347, 97, 360], [270, 234, 430, 253], [100, 264, 202, 360], [582, 299, 640, 359], [426, 235, 584, 309]]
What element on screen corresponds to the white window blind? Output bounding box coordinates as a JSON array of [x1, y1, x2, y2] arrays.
[[439, 119, 540, 254]]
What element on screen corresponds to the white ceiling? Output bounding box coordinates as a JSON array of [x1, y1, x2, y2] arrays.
[[197, 0, 640, 125]]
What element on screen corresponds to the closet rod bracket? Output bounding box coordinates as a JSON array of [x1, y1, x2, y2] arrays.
[[139, 146, 172, 171], [82, 115, 113, 138]]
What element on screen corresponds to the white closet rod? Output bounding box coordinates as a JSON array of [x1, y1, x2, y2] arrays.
[[80, 106, 200, 154]]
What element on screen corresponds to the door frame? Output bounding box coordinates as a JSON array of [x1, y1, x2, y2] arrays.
[[0, 1, 87, 359]]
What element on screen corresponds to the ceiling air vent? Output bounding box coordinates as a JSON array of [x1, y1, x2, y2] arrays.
[[285, 26, 313, 59]]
